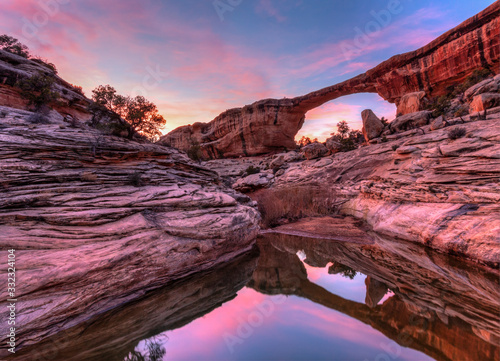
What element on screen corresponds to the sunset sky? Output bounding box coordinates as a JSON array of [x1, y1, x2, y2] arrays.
[[0, 0, 495, 140]]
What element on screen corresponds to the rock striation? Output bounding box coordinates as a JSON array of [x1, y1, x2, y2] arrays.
[[160, 2, 500, 158], [0, 50, 91, 121], [2, 251, 259, 360], [272, 114, 500, 267], [0, 106, 260, 354]]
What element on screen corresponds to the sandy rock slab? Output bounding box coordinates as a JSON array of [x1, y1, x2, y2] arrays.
[[0, 108, 260, 355]]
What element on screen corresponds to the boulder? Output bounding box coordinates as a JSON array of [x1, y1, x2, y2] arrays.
[[325, 137, 343, 153], [464, 75, 500, 101], [365, 277, 389, 308], [469, 93, 500, 113], [269, 155, 286, 170], [430, 115, 446, 131], [389, 111, 432, 133], [361, 109, 384, 141], [396, 91, 428, 115], [301, 142, 328, 160], [233, 172, 274, 192]]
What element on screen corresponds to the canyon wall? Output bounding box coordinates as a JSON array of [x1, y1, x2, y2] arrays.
[[0, 106, 260, 356], [0, 50, 92, 121], [160, 2, 500, 158], [273, 113, 500, 267]]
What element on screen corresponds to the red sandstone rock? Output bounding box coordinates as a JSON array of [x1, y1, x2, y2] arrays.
[[470, 93, 500, 112], [361, 109, 384, 141], [160, 2, 499, 158], [397, 91, 428, 115]]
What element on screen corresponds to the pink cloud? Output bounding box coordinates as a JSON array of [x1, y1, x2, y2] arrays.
[[297, 102, 363, 141]]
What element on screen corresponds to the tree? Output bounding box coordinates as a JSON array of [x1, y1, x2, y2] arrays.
[[16, 74, 59, 110], [336, 120, 350, 139], [297, 136, 313, 147], [329, 121, 363, 152], [0, 35, 30, 58], [125, 96, 166, 141], [91, 85, 166, 141]]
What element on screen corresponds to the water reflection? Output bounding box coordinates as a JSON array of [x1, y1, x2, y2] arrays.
[[6, 233, 500, 361], [123, 337, 166, 361]]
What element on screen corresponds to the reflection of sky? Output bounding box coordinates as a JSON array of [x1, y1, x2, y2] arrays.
[[0, 0, 496, 140], [304, 262, 367, 303], [146, 258, 433, 361]]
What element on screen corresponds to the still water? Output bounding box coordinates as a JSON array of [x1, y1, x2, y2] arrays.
[[14, 232, 500, 361]]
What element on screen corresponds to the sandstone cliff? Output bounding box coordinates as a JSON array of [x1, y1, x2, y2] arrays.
[[160, 2, 500, 159], [0, 50, 91, 121], [0, 106, 260, 356], [271, 113, 500, 267]]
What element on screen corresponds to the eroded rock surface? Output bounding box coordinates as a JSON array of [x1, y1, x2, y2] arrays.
[[0, 107, 260, 354], [0, 50, 91, 121], [269, 115, 500, 266]]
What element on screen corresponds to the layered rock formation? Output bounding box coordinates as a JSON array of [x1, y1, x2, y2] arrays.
[[0, 106, 260, 356], [0, 50, 91, 121], [160, 2, 500, 158], [2, 251, 259, 361], [272, 113, 500, 266]]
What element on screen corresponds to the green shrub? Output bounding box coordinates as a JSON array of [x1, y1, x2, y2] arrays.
[[447, 68, 493, 98], [426, 95, 451, 117], [448, 127, 466, 140], [454, 106, 469, 117], [329, 121, 364, 152], [0, 35, 29, 58], [187, 142, 202, 161], [30, 57, 57, 74], [72, 85, 85, 96], [27, 112, 50, 124], [91, 84, 166, 141], [16, 74, 59, 110], [245, 165, 260, 175], [329, 263, 357, 280]]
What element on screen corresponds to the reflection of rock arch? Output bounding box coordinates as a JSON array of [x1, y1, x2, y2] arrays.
[[249, 234, 500, 361], [161, 2, 499, 159]]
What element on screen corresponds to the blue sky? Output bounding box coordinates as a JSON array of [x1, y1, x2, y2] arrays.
[[1, 0, 496, 140]]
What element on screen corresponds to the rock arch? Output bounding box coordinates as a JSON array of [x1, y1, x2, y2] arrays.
[[160, 2, 499, 159]]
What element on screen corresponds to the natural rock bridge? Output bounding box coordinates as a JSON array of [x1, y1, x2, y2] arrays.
[[160, 2, 499, 158]]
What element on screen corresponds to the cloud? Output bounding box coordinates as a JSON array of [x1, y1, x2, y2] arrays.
[[0, 1, 460, 141]]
